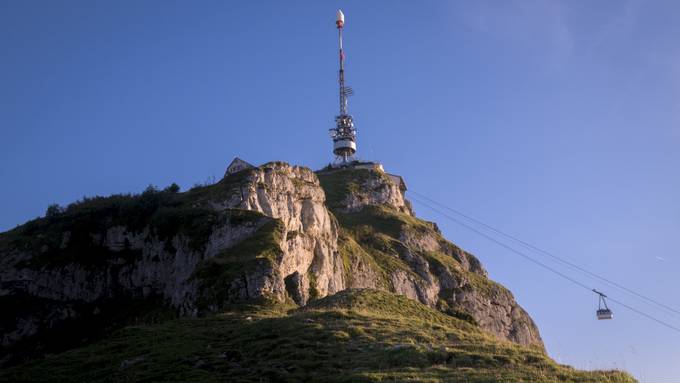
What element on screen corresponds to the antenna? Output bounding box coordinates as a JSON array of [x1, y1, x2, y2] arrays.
[[329, 9, 357, 166]]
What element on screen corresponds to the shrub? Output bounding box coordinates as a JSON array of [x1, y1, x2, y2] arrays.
[[142, 184, 158, 195], [45, 204, 63, 218], [163, 183, 180, 193]]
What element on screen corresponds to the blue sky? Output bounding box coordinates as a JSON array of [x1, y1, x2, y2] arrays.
[[1, 1, 679, 381]]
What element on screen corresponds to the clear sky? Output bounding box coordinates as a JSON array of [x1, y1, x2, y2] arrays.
[[1, 1, 679, 381]]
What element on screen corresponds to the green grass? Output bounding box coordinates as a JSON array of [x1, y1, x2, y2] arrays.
[[316, 168, 379, 209], [316, 167, 368, 208], [337, 232, 397, 290], [332, 205, 437, 279], [0, 289, 636, 383], [334, 204, 431, 238]]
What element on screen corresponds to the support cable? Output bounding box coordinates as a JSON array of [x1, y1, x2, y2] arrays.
[[409, 190, 680, 317], [408, 195, 680, 334]]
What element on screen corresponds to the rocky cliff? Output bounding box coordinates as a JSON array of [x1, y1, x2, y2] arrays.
[[0, 161, 542, 366]]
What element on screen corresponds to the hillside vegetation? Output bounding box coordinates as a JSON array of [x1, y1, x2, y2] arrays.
[[0, 289, 635, 383]]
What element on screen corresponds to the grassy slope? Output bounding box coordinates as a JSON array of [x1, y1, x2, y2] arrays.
[[0, 289, 634, 383]]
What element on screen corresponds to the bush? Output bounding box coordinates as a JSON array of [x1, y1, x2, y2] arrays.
[[142, 184, 158, 195], [163, 183, 180, 193], [45, 204, 63, 218]]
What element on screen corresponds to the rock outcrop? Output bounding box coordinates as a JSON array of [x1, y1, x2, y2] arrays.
[[316, 167, 542, 348], [0, 161, 543, 366]]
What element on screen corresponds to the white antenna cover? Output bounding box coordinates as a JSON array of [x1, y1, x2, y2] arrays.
[[336, 9, 345, 24]]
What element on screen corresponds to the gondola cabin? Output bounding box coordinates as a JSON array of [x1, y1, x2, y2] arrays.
[[597, 309, 613, 320], [593, 289, 613, 320]]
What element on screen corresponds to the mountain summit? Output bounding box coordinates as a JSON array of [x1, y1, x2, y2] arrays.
[[0, 161, 634, 382]]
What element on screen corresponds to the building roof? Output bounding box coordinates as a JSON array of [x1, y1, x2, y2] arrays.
[[225, 157, 254, 177]]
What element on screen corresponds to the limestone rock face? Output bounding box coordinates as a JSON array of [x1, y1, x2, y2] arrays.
[[0, 161, 543, 365], [225, 162, 344, 303]]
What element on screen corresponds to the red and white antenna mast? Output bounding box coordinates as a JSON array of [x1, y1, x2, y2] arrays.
[[329, 9, 357, 166]]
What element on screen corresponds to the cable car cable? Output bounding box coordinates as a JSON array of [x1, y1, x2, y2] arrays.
[[605, 296, 680, 333], [409, 195, 680, 335], [408, 190, 680, 317], [408, 195, 593, 291]]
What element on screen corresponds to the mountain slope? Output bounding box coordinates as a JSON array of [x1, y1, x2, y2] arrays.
[[0, 161, 635, 381], [0, 289, 634, 383]]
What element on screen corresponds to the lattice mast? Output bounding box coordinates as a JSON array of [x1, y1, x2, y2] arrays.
[[329, 9, 357, 165]]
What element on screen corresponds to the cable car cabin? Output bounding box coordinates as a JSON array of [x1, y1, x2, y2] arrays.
[[593, 289, 613, 320], [597, 309, 613, 320]]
